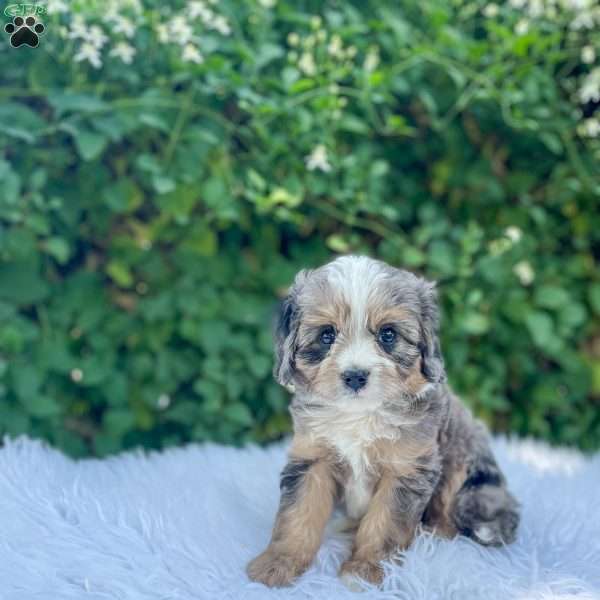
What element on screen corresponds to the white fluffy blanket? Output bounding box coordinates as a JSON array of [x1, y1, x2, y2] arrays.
[[1, 436, 599, 600]]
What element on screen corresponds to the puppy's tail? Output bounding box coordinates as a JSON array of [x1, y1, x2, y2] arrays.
[[452, 453, 520, 546]]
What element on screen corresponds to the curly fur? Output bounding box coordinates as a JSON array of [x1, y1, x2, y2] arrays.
[[248, 256, 520, 589]]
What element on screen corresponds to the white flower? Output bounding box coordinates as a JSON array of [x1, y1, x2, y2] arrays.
[[563, 0, 592, 9], [74, 42, 103, 68], [328, 34, 343, 58], [581, 45, 596, 64], [110, 42, 136, 64], [210, 15, 231, 35], [570, 11, 595, 30], [188, 1, 212, 20], [579, 68, 600, 103], [298, 52, 316, 75], [68, 15, 89, 40], [157, 394, 171, 410], [88, 25, 108, 49], [310, 15, 322, 29], [287, 32, 300, 46], [579, 118, 600, 137], [364, 47, 380, 72], [258, 0, 277, 6], [515, 19, 529, 35], [112, 16, 136, 38], [527, 0, 544, 17], [70, 368, 84, 383], [488, 238, 511, 256], [46, 0, 68, 14], [483, 3, 499, 17], [182, 43, 204, 63], [509, 0, 526, 7], [169, 15, 194, 45], [505, 226, 523, 243], [513, 261, 535, 285], [346, 45, 357, 58], [303, 34, 316, 49], [156, 23, 170, 43], [305, 144, 332, 172]]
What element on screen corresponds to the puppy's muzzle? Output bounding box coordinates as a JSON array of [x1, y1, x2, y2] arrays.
[[342, 369, 369, 392]]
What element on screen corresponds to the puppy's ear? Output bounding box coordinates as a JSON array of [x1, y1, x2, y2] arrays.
[[417, 280, 446, 384], [273, 270, 307, 388]]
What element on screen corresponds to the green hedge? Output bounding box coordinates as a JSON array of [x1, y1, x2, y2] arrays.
[[1, 0, 599, 456]]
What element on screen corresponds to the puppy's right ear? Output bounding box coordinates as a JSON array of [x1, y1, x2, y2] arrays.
[[273, 270, 307, 388]]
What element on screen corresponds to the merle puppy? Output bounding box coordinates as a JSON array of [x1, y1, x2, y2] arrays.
[[247, 256, 519, 588]]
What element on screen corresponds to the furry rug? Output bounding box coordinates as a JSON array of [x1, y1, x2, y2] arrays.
[[0, 436, 599, 600]]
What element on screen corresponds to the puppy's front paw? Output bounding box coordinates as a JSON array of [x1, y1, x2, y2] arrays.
[[247, 548, 307, 587], [339, 558, 384, 589]]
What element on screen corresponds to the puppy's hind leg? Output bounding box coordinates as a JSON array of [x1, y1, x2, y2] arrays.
[[452, 450, 520, 546]]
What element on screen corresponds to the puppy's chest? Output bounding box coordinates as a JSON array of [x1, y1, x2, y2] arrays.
[[326, 418, 391, 520]]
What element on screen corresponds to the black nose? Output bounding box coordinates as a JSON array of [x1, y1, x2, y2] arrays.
[[342, 369, 369, 391]]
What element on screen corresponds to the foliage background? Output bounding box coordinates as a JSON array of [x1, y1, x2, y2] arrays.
[[1, 0, 600, 457]]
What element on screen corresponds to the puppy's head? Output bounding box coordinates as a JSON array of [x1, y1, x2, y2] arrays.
[[274, 256, 445, 407]]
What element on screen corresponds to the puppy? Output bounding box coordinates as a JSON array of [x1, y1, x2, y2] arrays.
[[247, 256, 519, 588]]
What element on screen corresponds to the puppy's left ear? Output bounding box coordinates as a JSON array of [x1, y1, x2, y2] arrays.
[[418, 280, 446, 384]]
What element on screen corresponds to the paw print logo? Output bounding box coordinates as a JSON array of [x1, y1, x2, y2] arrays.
[[5, 16, 45, 48]]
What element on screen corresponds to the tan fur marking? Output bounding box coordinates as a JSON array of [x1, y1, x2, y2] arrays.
[[340, 442, 436, 584], [247, 437, 337, 587], [370, 436, 435, 472], [367, 305, 412, 331], [300, 295, 350, 331], [424, 462, 468, 538], [403, 359, 429, 396]]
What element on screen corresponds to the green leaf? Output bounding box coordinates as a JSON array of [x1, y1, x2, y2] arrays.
[[247, 353, 271, 378], [72, 128, 108, 161], [589, 284, 600, 315], [152, 175, 176, 194], [539, 132, 563, 155], [534, 285, 569, 309], [22, 395, 62, 418], [459, 313, 490, 335], [0, 103, 46, 142], [106, 261, 133, 288], [103, 409, 136, 437], [0, 261, 49, 305], [525, 311, 554, 349], [224, 403, 253, 426], [102, 179, 142, 213], [48, 92, 109, 116], [44, 237, 70, 264], [326, 234, 350, 253]]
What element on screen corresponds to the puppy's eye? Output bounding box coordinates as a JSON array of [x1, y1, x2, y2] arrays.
[[320, 327, 336, 346], [378, 327, 396, 345]]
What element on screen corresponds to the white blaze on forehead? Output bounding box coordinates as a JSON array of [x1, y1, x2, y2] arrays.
[[324, 256, 389, 330], [324, 256, 390, 371]]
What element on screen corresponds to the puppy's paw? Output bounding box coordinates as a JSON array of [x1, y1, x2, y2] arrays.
[[247, 549, 307, 587], [339, 558, 384, 590]]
